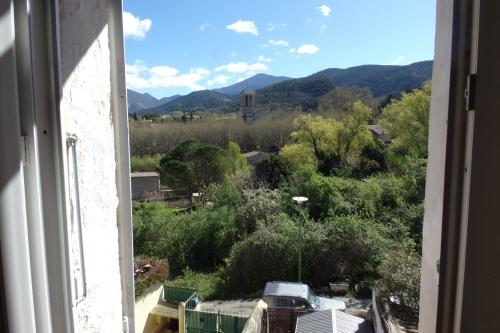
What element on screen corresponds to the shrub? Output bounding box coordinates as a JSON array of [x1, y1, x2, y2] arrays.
[[166, 268, 225, 300], [377, 249, 421, 324], [223, 214, 299, 293], [303, 216, 389, 286], [133, 202, 244, 275], [134, 256, 169, 297], [254, 155, 292, 189], [130, 154, 162, 172]]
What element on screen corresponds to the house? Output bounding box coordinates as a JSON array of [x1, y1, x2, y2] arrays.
[[295, 309, 373, 333], [131, 172, 161, 201], [243, 151, 270, 166], [368, 125, 390, 143]]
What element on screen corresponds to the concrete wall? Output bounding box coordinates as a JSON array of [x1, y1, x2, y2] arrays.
[[135, 284, 164, 333], [131, 177, 161, 201], [59, 0, 124, 331], [242, 301, 267, 333], [418, 0, 453, 330]]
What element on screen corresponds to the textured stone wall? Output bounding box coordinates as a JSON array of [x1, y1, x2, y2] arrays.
[[59, 0, 124, 331]]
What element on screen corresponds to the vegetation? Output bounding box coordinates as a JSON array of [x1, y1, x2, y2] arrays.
[[132, 82, 431, 321], [134, 256, 169, 297]]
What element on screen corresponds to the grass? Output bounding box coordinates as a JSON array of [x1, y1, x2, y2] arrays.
[[165, 269, 263, 301]]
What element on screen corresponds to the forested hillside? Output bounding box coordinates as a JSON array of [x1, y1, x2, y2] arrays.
[[131, 61, 432, 115]]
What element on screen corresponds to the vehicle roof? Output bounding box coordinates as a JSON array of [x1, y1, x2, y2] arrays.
[[263, 281, 309, 299], [295, 309, 374, 333]]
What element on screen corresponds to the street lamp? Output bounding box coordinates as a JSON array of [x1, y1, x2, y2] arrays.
[[292, 196, 308, 283]]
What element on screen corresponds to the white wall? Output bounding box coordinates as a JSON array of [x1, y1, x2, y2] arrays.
[[59, 0, 124, 331], [135, 284, 164, 333]]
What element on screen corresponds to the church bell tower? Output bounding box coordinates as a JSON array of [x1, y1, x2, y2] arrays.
[[240, 87, 256, 123]]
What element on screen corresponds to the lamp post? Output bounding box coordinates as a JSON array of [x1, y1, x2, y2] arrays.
[[292, 196, 308, 283]]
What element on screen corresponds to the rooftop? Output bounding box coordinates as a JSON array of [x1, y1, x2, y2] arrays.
[[240, 87, 256, 95], [295, 309, 373, 333], [131, 172, 160, 178]]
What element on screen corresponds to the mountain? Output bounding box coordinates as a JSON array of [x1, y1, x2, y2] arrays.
[[257, 76, 335, 111], [215, 73, 291, 96], [159, 94, 181, 105], [147, 90, 233, 114], [310, 60, 433, 97], [127, 89, 180, 114], [136, 61, 433, 114]]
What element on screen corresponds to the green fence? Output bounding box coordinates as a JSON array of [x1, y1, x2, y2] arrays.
[[163, 285, 197, 304], [185, 310, 248, 333]]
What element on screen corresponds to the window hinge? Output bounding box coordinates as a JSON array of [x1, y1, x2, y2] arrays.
[[465, 73, 477, 111], [122, 316, 129, 333], [21, 135, 30, 166]]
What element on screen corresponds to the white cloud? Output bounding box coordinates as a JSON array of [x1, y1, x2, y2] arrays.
[[122, 11, 152, 40], [199, 23, 211, 31], [320, 24, 328, 33], [297, 44, 320, 55], [268, 40, 289, 47], [267, 23, 287, 32], [125, 60, 210, 91], [289, 48, 296, 54], [258, 55, 273, 63], [387, 56, 406, 65], [215, 62, 268, 74], [318, 5, 332, 16], [226, 20, 258, 36], [207, 75, 231, 86]]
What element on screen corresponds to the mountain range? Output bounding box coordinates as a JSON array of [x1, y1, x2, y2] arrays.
[[128, 60, 432, 115]]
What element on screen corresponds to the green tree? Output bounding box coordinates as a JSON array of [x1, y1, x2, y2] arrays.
[[381, 82, 431, 158], [160, 139, 230, 192], [227, 141, 249, 176], [281, 102, 373, 175], [254, 155, 292, 188], [377, 249, 421, 323]]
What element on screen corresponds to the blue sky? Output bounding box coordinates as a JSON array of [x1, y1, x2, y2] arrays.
[[123, 0, 436, 98]]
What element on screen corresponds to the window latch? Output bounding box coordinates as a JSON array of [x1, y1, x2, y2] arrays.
[[465, 74, 477, 111]]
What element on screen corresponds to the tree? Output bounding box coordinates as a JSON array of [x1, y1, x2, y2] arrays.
[[318, 86, 377, 119], [281, 102, 373, 175], [160, 139, 230, 192], [254, 155, 292, 188], [377, 249, 421, 324], [227, 141, 249, 176], [381, 82, 431, 158]]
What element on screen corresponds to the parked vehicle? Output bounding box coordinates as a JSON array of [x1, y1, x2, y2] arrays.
[[263, 281, 346, 311]]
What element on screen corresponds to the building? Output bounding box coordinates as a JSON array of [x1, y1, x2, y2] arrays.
[[243, 151, 269, 166], [241, 87, 256, 122], [367, 125, 390, 143], [131, 172, 161, 201]]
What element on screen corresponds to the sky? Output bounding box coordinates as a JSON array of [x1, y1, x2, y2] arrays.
[[123, 0, 436, 98]]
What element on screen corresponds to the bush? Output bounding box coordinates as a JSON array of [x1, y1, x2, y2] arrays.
[[133, 202, 244, 275], [377, 249, 421, 324], [130, 154, 162, 172], [223, 214, 389, 293], [166, 268, 225, 300], [238, 188, 284, 232], [285, 168, 383, 220], [303, 216, 388, 286], [254, 155, 292, 189], [134, 256, 169, 297], [223, 214, 299, 293]]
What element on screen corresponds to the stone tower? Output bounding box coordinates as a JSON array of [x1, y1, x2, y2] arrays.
[[240, 87, 256, 122]]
